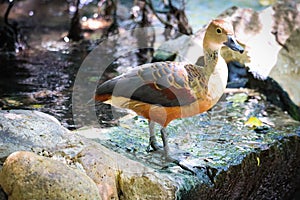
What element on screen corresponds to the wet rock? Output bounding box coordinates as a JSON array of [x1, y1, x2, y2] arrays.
[[220, 1, 300, 109], [76, 146, 119, 200], [221, 2, 300, 120], [0, 151, 101, 200], [0, 109, 69, 163], [117, 171, 175, 200], [269, 28, 300, 107], [0, 110, 176, 199], [86, 89, 300, 199], [76, 145, 176, 200], [1, 108, 299, 199], [182, 137, 300, 200]]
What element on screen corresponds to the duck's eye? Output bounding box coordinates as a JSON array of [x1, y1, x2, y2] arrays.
[[216, 28, 222, 34]]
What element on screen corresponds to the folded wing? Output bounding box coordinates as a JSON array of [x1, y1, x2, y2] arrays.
[[95, 61, 202, 107]]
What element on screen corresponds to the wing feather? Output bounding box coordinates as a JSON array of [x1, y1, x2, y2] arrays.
[[96, 61, 203, 107]]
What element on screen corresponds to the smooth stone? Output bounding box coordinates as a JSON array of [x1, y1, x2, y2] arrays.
[[0, 151, 101, 200], [0, 110, 177, 199]]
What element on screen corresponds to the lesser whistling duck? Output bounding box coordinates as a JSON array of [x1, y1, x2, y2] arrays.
[[95, 19, 244, 159]]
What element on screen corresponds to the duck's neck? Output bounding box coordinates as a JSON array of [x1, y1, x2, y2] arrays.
[[203, 48, 220, 76], [202, 46, 228, 105]]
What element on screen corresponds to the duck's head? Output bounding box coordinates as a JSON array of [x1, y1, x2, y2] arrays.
[[204, 19, 244, 54]]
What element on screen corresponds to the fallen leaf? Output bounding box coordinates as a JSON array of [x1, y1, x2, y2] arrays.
[[245, 116, 263, 128]]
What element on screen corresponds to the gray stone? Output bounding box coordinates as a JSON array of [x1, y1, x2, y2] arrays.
[[270, 28, 300, 107], [76, 145, 177, 200], [222, 1, 300, 109], [0, 102, 299, 199], [0, 110, 177, 199], [0, 109, 69, 162]]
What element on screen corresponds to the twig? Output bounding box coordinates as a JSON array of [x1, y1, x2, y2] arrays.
[[271, 31, 289, 52], [145, 0, 174, 28], [4, 0, 14, 26]]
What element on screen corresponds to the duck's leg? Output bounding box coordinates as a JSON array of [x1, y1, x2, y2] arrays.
[[147, 120, 161, 151], [160, 127, 198, 175], [147, 124, 198, 175], [160, 127, 170, 156]]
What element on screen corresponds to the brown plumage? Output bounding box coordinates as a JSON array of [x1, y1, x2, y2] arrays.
[[95, 19, 244, 157]]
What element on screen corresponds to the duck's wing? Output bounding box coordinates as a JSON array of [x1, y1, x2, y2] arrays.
[[96, 61, 201, 107]]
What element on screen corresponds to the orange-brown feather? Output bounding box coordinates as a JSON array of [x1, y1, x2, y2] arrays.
[[103, 95, 213, 127], [95, 94, 112, 102]]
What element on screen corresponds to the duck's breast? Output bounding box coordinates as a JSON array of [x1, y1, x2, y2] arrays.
[[207, 57, 228, 105]]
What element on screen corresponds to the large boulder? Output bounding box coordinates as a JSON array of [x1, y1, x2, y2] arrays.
[[0, 97, 299, 200], [269, 28, 300, 107], [0, 151, 101, 200], [75, 143, 177, 200], [0, 109, 69, 158], [221, 1, 300, 108], [0, 110, 177, 199]]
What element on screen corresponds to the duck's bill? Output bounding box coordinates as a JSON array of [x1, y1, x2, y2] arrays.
[[224, 35, 244, 54]]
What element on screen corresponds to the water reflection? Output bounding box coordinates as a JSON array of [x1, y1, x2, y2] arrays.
[[0, 49, 81, 128]]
